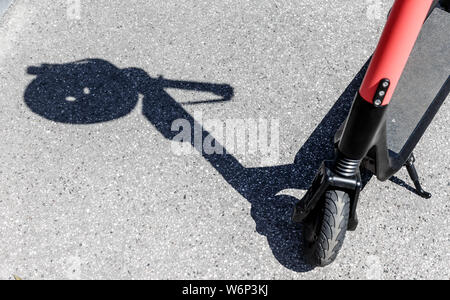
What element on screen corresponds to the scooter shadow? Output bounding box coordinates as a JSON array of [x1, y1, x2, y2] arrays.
[[24, 58, 369, 272]]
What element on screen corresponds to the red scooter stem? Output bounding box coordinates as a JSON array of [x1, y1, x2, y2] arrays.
[[359, 0, 434, 105]]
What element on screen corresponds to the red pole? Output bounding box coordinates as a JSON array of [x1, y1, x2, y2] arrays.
[[359, 0, 434, 105]]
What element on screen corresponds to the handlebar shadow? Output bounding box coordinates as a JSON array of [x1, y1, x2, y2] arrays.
[[24, 58, 372, 272]]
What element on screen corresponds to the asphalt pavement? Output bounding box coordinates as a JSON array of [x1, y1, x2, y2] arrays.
[[0, 0, 448, 279]]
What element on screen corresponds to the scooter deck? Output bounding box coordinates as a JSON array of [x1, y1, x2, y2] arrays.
[[386, 7, 450, 156]]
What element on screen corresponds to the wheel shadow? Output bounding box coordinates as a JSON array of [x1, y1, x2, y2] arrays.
[[24, 58, 370, 272]]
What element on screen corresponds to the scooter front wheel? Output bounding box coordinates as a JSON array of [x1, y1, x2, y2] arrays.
[[303, 190, 350, 267]]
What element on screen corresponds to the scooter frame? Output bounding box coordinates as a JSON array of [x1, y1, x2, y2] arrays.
[[293, 0, 450, 230]]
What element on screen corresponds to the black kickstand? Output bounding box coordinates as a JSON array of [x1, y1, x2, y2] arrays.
[[404, 154, 432, 199]]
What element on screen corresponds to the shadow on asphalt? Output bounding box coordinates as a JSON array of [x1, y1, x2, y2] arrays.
[[24, 58, 377, 272]]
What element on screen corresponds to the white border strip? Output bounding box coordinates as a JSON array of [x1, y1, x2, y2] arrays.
[[0, 0, 14, 18]]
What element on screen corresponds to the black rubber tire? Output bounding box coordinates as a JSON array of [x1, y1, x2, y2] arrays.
[[303, 190, 350, 267]]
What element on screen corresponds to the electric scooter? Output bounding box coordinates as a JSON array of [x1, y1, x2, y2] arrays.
[[292, 0, 450, 267]]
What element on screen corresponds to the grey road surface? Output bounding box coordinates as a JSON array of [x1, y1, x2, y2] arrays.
[[0, 0, 449, 280]]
